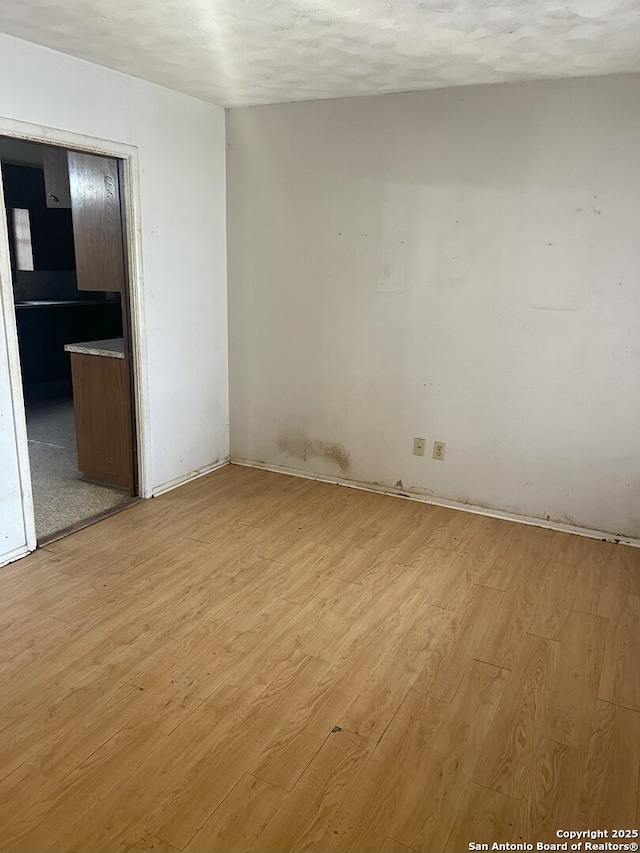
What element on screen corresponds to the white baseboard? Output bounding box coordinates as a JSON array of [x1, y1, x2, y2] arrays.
[[152, 457, 230, 497], [230, 457, 640, 549]]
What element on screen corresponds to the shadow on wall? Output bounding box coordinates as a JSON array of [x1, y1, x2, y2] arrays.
[[277, 427, 350, 473]]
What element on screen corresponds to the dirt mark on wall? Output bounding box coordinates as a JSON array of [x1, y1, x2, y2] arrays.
[[277, 428, 350, 473]]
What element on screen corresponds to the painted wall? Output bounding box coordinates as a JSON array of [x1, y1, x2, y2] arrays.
[[228, 75, 640, 540], [0, 34, 228, 561]]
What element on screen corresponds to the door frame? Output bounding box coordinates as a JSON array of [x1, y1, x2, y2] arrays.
[[0, 117, 152, 555]]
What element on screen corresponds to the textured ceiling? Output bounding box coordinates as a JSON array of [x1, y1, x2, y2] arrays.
[[1, 0, 640, 107]]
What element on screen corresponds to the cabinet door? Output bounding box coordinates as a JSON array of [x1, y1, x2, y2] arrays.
[[68, 152, 125, 292], [42, 146, 71, 208], [71, 352, 134, 491]]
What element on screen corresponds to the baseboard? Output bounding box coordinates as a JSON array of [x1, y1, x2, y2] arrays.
[[230, 457, 640, 549], [152, 457, 230, 497]]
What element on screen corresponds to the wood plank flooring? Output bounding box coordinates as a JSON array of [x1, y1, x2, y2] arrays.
[[1, 464, 639, 853]]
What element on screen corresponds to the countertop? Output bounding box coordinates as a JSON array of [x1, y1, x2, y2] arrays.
[[15, 300, 111, 308], [64, 338, 125, 359]]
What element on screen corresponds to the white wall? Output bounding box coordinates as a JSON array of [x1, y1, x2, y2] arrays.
[[0, 34, 228, 562], [228, 75, 640, 540]]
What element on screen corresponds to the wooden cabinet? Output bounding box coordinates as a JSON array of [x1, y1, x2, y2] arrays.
[[66, 342, 134, 492], [42, 147, 71, 209], [68, 152, 126, 293]]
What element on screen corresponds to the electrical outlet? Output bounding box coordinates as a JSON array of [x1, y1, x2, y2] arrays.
[[433, 441, 446, 460], [413, 437, 426, 457]]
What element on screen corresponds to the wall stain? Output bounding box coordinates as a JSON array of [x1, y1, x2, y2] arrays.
[[529, 304, 577, 312], [277, 428, 350, 472]]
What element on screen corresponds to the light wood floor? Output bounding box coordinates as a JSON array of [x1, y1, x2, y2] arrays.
[[1, 464, 639, 853]]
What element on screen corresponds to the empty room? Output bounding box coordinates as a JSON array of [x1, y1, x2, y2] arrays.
[[0, 2, 639, 853]]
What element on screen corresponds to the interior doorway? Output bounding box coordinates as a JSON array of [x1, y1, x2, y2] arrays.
[[0, 136, 139, 543]]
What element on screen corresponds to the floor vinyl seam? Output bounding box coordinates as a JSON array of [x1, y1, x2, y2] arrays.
[[471, 656, 513, 673], [471, 780, 522, 802], [524, 630, 563, 644], [593, 695, 640, 716], [248, 770, 294, 794], [537, 733, 587, 755], [139, 828, 180, 852]]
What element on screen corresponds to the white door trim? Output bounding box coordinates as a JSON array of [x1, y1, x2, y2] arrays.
[[0, 117, 152, 555], [0, 165, 35, 551]]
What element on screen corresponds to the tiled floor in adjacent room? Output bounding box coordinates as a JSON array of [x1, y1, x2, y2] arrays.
[[24, 381, 132, 541]]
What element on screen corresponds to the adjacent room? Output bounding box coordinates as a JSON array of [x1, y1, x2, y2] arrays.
[[0, 138, 137, 542], [0, 2, 639, 852]]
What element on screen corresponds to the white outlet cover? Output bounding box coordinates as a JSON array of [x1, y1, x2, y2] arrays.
[[433, 441, 446, 460]]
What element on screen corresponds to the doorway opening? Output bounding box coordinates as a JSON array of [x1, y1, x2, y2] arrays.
[[0, 136, 139, 543]]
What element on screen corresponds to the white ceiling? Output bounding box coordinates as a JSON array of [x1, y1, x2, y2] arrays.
[[1, 0, 640, 107]]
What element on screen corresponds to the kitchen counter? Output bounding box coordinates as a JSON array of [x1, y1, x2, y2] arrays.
[[16, 303, 123, 384], [64, 338, 125, 359], [65, 338, 133, 490], [15, 299, 109, 308]]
